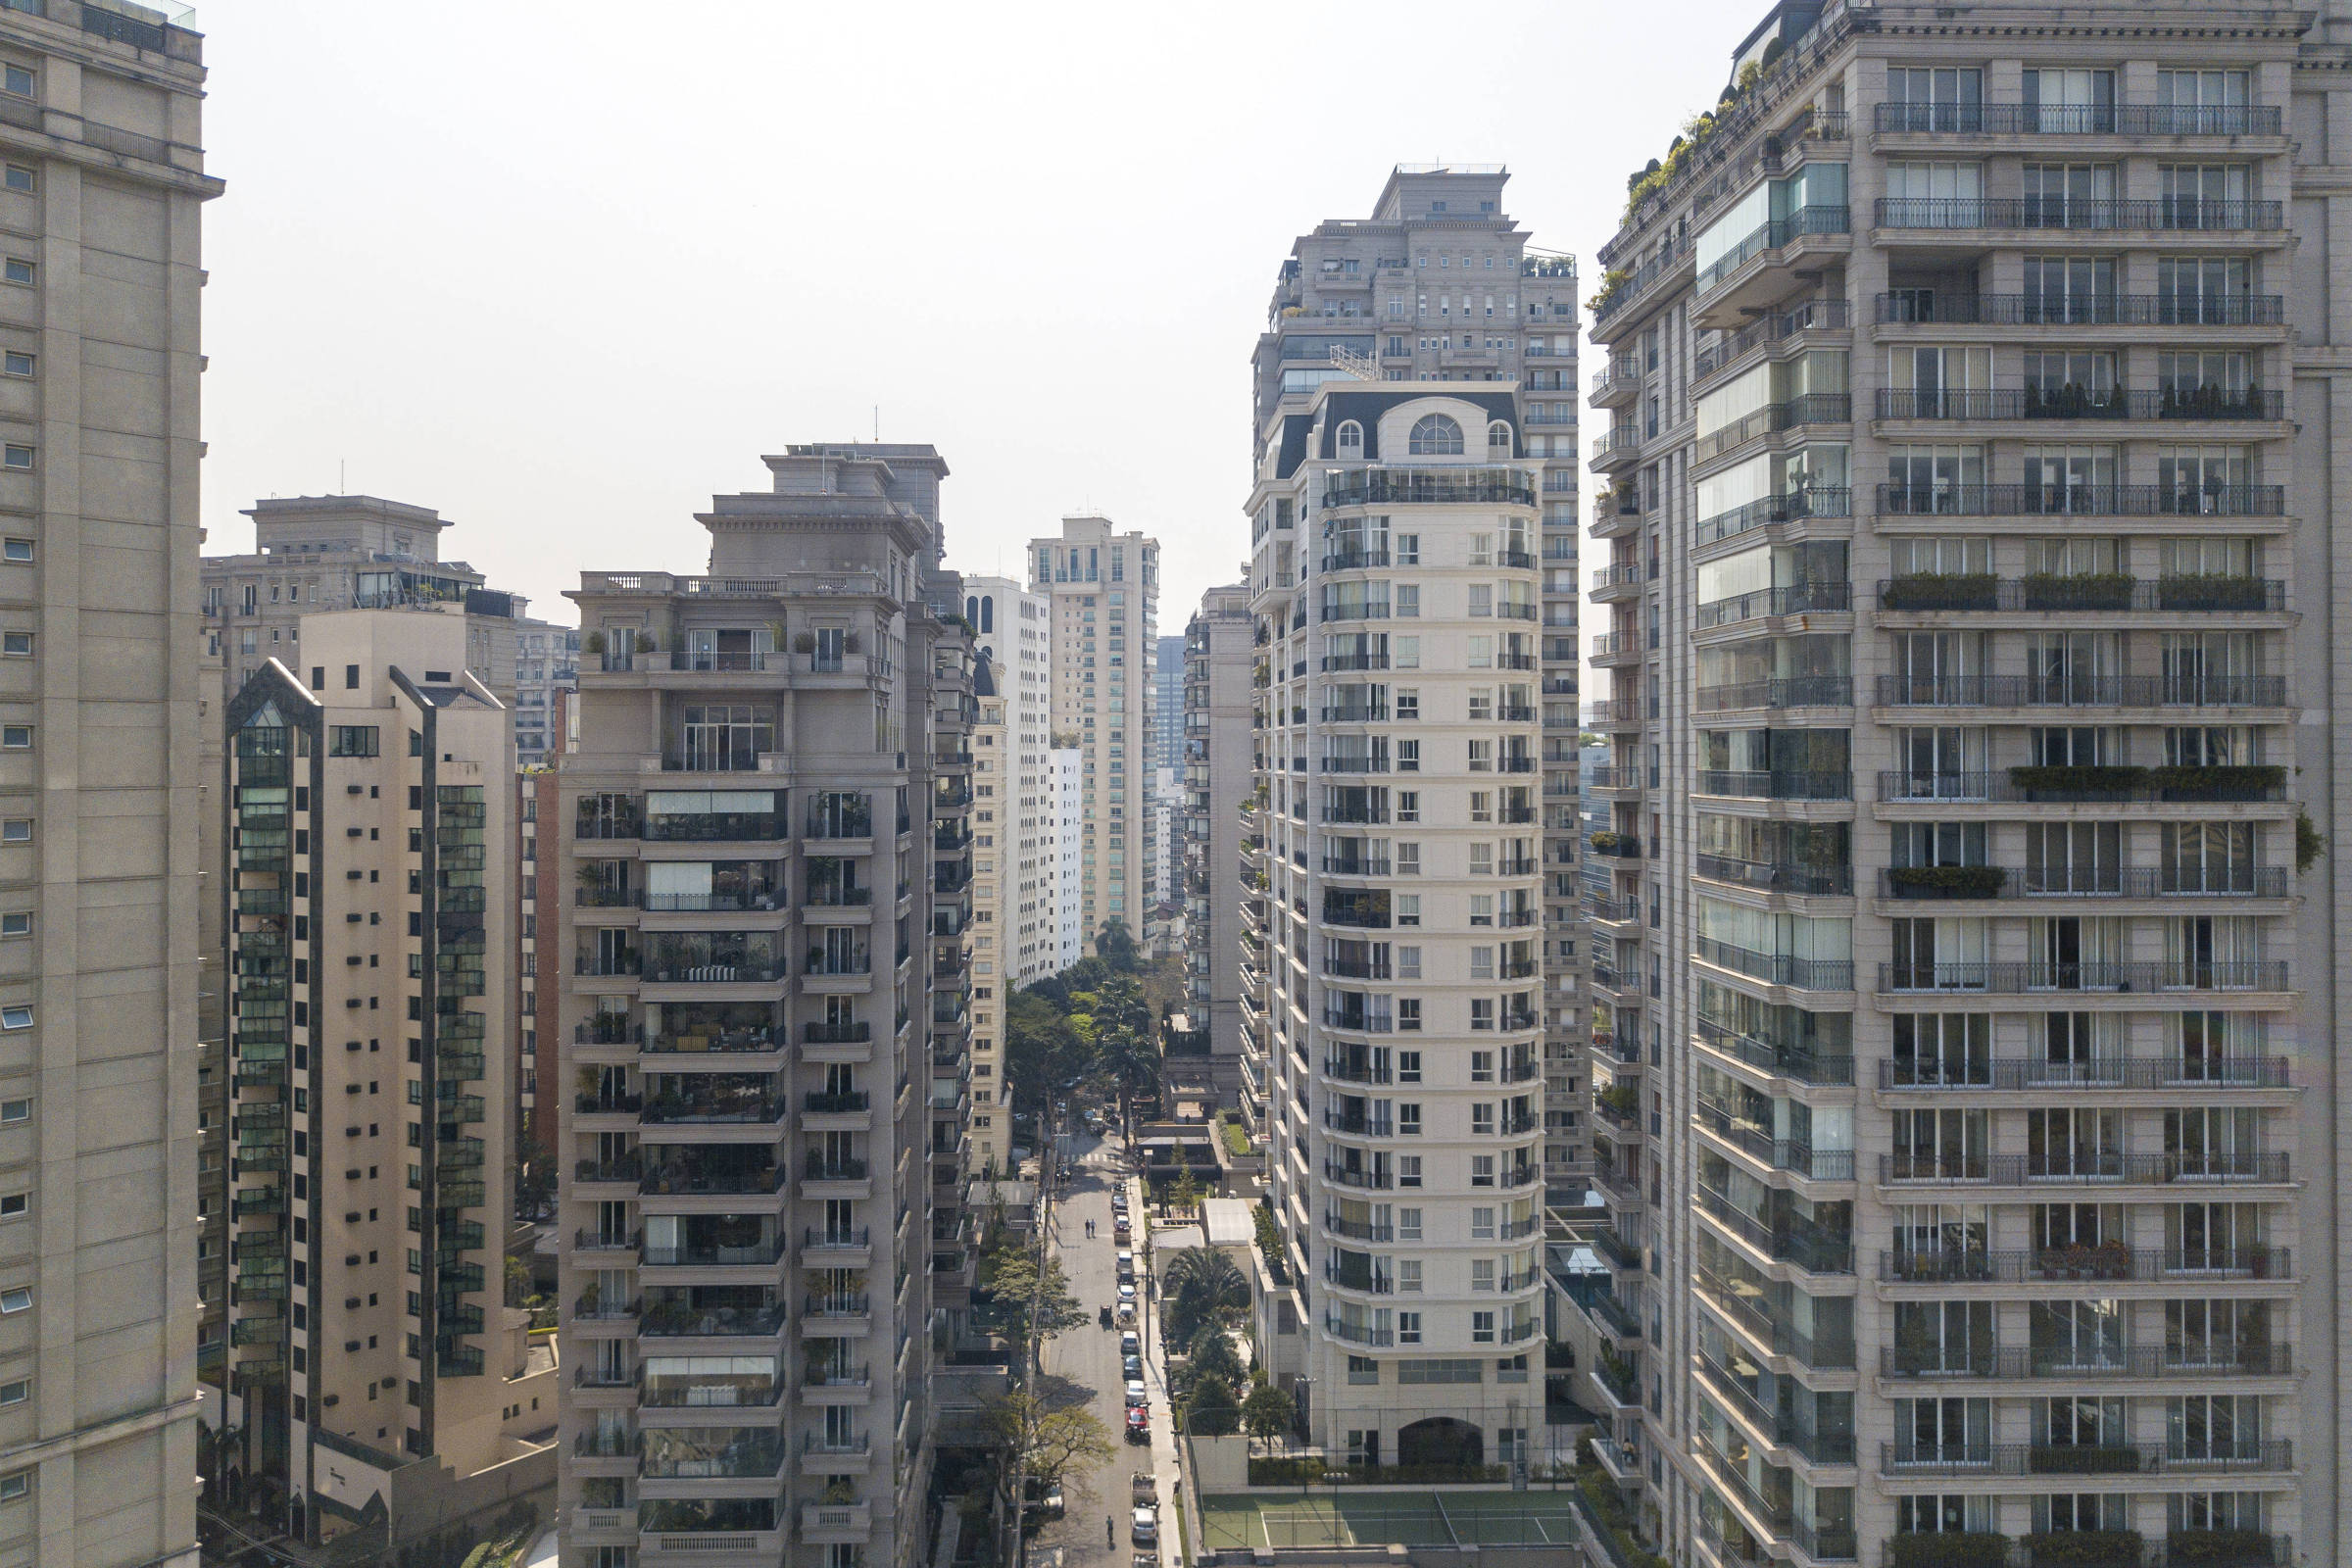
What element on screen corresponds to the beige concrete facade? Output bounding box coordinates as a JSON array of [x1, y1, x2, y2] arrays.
[[553, 445, 973, 1568], [1181, 582, 1255, 1111], [0, 5, 224, 1564], [1580, 3, 2352, 1563], [1026, 516, 1158, 953], [217, 609, 546, 1550]]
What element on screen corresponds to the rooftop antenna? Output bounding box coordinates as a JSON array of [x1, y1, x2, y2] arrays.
[[873, 406, 879, 441], [339, 459, 346, 493]]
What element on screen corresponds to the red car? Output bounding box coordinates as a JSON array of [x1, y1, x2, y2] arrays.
[[1125, 1405, 1151, 1442]]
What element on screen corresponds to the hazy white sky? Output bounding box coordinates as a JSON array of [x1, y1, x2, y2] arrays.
[[196, 0, 1767, 625]]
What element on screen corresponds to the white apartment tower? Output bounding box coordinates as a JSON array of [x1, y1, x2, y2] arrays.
[[1243, 167, 1587, 1471], [1580, 3, 2352, 1564], [554, 445, 972, 1568], [960, 576, 1056, 986], [0, 6, 220, 1564], [1026, 516, 1158, 953]]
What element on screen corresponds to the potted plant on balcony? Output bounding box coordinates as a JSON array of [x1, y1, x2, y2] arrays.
[[793, 631, 815, 655], [1883, 571, 1998, 612], [2167, 1528, 2276, 1565], [2155, 572, 2270, 612], [1890, 1535, 2008, 1568], [1886, 864, 2008, 899], [582, 630, 605, 655], [2149, 762, 2284, 801], [2021, 571, 2134, 612], [2007, 763, 2149, 800], [2019, 1528, 2141, 1567]]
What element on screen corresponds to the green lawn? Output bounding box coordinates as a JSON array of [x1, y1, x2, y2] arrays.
[[1198, 1490, 1584, 1550]]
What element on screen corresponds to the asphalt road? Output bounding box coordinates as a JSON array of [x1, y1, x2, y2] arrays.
[[1024, 1129, 1182, 1568]]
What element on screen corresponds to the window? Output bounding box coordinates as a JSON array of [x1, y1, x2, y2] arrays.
[[1471, 1310, 1496, 1343], [1397, 1206, 1423, 1240], [1472, 947, 1494, 980], [1397, 1102, 1421, 1135], [1396, 895, 1420, 927], [1396, 534, 1420, 564], [0, 261, 28, 286], [1, 541, 26, 563], [1472, 1258, 1496, 1291], [328, 725, 379, 758], [1394, 688, 1418, 719], [1471, 1154, 1496, 1188], [0, 353, 27, 379], [1471, 1050, 1495, 1082], [1407, 415, 1463, 456], [1395, 843, 1419, 874], [0, 1101, 25, 1123], [0, 68, 28, 99], [1336, 420, 1362, 455], [1397, 1154, 1422, 1188], [1397, 946, 1420, 979], [1397, 998, 1421, 1031], [1397, 1051, 1422, 1082], [0, 447, 28, 471], [1472, 1102, 1496, 1134], [0, 1009, 28, 1031], [1396, 739, 1418, 772], [1489, 421, 1513, 453], [1398, 1260, 1422, 1293], [0, 914, 25, 938], [1397, 1311, 1422, 1345], [1471, 1206, 1495, 1240], [0, 1289, 26, 1313], [1396, 792, 1419, 823], [0, 1380, 24, 1406], [0, 821, 26, 843], [1, 168, 29, 194], [1394, 584, 1418, 618], [0, 1196, 22, 1219], [0, 635, 24, 658], [1393, 635, 1419, 668], [0, 1471, 23, 1501]]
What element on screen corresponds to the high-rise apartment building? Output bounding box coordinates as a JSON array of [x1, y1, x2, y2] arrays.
[[554, 445, 972, 1568], [1026, 516, 1158, 951], [218, 610, 553, 1551], [1153, 632, 1186, 905], [0, 7, 221, 1563], [1050, 747, 1082, 972], [513, 615, 580, 768], [966, 657, 1013, 1177], [1241, 167, 1584, 1471], [202, 496, 526, 708], [1580, 4, 2351, 1563], [959, 576, 1057, 988], [1181, 583, 1255, 1111]]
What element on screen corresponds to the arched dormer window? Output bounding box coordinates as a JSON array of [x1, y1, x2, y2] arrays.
[[1407, 414, 1463, 456], [1488, 419, 1513, 454], [1337, 419, 1363, 456]]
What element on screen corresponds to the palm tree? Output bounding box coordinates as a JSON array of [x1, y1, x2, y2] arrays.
[[1163, 1247, 1249, 1344]]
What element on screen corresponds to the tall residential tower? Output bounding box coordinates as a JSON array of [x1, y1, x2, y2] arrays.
[[1580, 3, 2351, 1562]]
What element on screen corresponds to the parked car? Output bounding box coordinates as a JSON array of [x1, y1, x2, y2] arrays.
[[1125, 1405, 1150, 1442], [1131, 1507, 1158, 1545], [1116, 1299, 1136, 1326], [1123, 1354, 1143, 1379], [1115, 1252, 1135, 1281], [1117, 1281, 1137, 1302], [1121, 1330, 1141, 1356], [1113, 1216, 1132, 1238], [1124, 1379, 1149, 1407], [1020, 1478, 1064, 1519]]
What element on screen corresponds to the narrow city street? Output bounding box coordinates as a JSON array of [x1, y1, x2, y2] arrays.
[[1024, 1128, 1184, 1568]]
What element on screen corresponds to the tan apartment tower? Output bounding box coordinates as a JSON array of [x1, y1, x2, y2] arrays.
[[1180, 581, 1256, 1112], [0, 4, 222, 1564], [1576, 2, 2352, 1562], [555, 445, 974, 1568], [217, 610, 552, 1552], [1025, 515, 1158, 954]]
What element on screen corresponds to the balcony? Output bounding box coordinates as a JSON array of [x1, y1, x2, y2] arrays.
[[1877, 573, 2284, 614], [1871, 100, 2283, 137], [1877, 1054, 2290, 1092], [1879, 1343, 2291, 1381], [1694, 939, 1854, 993], [1591, 354, 1641, 407], [1322, 1314, 1394, 1346], [1879, 864, 2286, 902], [800, 1503, 873, 1543], [1693, 853, 1852, 898], [1696, 1186, 1855, 1274], [1694, 486, 1853, 551], [1873, 674, 2287, 711], [640, 1299, 787, 1338], [1883, 1439, 2291, 1481], [1876, 481, 2284, 519], [640, 1235, 784, 1267], [1321, 1161, 1392, 1191], [1876, 764, 2289, 806], [1694, 675, 1853, 712], [1873, 196, 2283, 233], [1878, 1150, 2289, 1186], [1591, 425, 1643, 471], [1320, 468, 1536, 509], [1692, 770, 1851, 803], [1873, 291, 2285, 327], [1876, 386, 2284, 425], [1697, 393, 1855, 467], [1880, 1245, 2291, 1285], [1693, 205, 1852, 325], [1876, 959, 2289, 995], [1694, 1102, 1858, 1181]]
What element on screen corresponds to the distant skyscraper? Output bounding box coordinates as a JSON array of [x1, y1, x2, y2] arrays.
[[1026, 516, 1159, 951], [1182, 582, 1256, 1107]]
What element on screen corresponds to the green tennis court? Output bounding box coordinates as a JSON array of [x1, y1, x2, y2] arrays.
[[1198, 1490, 1586, 1550]]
